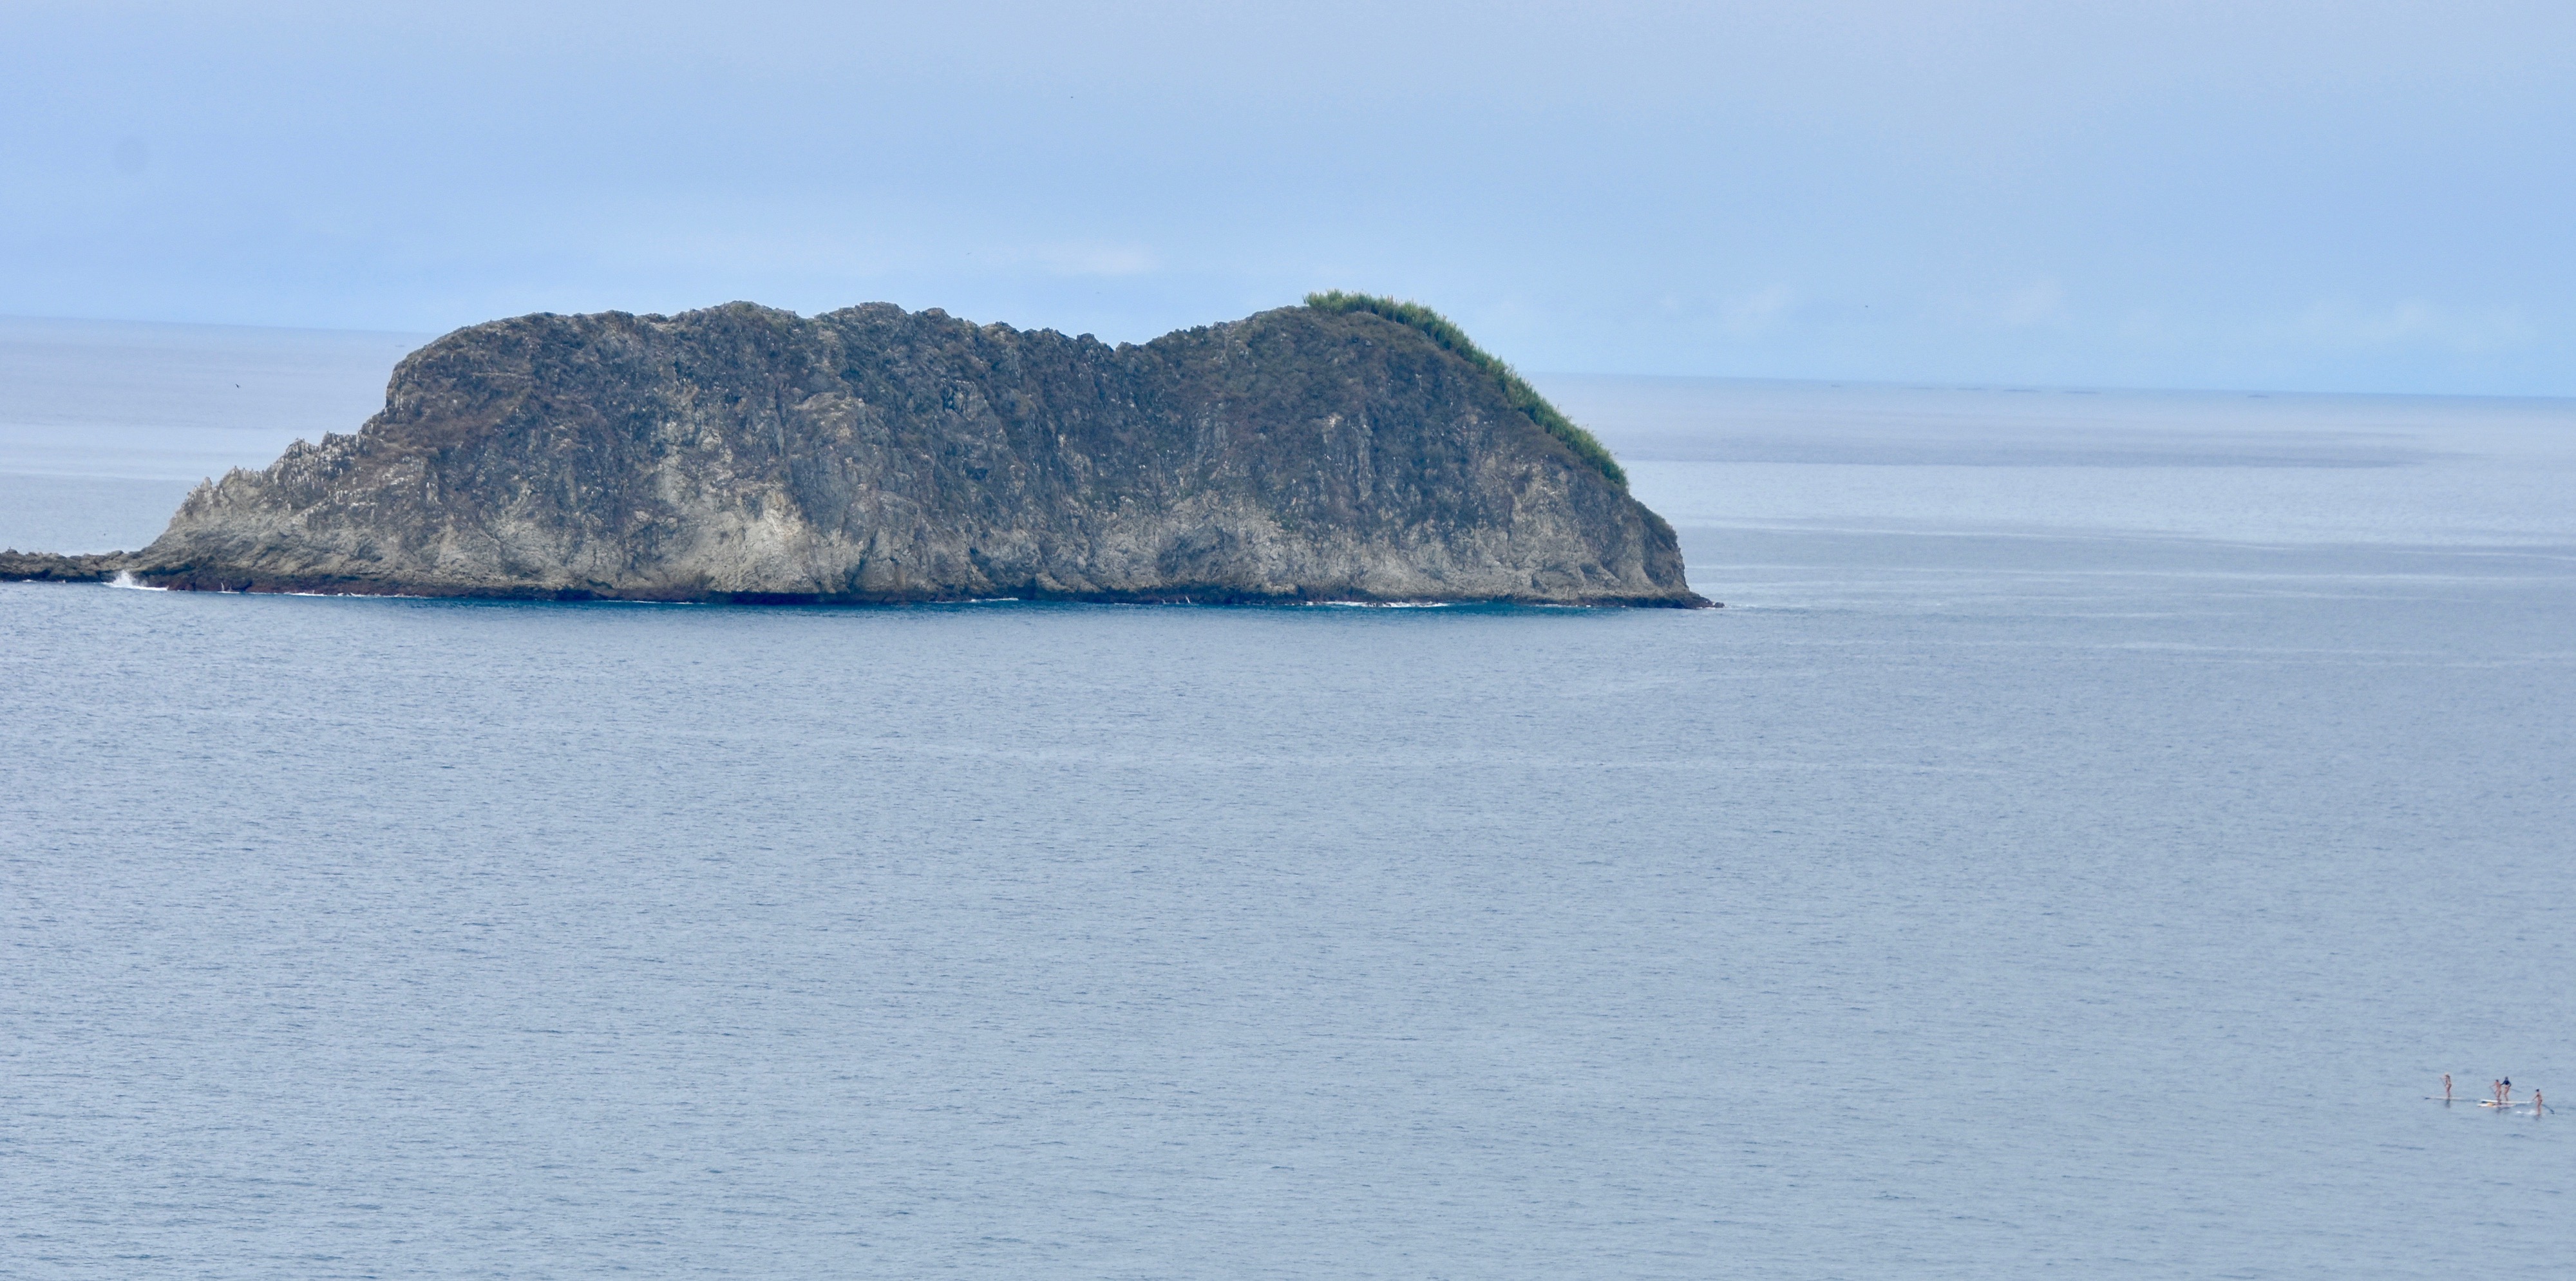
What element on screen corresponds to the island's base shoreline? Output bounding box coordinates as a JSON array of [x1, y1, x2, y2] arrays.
[[5, 556, 1715, 609]]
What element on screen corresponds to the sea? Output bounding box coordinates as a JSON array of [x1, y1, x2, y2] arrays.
[[5, 316, 2572, 1278]]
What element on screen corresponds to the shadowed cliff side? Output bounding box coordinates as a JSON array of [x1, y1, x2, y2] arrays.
[[15, 301, 1712, 606]]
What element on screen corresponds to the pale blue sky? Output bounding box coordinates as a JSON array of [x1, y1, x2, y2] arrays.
[[6, 1, 2571, 394]]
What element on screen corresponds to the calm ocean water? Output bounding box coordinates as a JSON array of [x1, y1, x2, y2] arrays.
[[5, 321, 2573, 1278]]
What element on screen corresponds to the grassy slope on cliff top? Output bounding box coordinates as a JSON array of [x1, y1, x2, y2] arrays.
[[1303, 291, 1626, 488]]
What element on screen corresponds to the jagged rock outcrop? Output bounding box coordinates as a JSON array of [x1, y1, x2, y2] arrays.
[[0, 550, 126, 582], [14, 301, 1711, 606]]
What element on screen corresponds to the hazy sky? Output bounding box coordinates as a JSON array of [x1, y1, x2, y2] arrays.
[[7, 1, 2571, 394]]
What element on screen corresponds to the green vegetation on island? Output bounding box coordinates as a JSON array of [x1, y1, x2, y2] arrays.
[[1303, 290, 1627, 488]]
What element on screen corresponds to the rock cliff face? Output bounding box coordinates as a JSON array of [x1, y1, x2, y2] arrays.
[[39, 301, 1710, 606]]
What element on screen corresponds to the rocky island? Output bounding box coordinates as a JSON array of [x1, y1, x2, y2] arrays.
[[3, 294, 1711, 607]]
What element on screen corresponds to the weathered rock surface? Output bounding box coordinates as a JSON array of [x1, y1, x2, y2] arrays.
[[0, 550, 126, 582], [17, 301, 1711, 606]]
